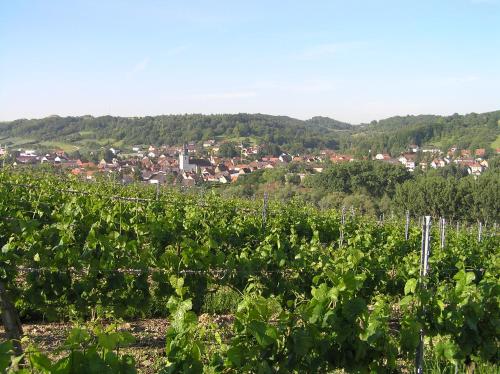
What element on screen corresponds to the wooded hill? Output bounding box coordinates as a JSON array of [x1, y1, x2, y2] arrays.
[[0, 110, 498, 155]]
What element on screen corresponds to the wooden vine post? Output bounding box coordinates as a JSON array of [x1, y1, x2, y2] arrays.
[[0, 280, 24, 357]]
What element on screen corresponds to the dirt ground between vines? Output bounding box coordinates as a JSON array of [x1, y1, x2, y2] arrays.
[[1, 315, 235, 374]]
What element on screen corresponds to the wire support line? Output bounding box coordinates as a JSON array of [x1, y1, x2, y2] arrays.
[[10, 265, 490, 277]]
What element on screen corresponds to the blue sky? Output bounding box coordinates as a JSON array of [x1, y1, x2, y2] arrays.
[[1, 0, 499, 123]]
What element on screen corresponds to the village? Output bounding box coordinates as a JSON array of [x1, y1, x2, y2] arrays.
[[0, 140, 496, 186]]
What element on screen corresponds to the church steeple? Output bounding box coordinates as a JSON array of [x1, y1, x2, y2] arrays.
[[179, 144, 192, 171]]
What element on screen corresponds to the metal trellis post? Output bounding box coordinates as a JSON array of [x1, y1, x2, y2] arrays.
[[262, 192, 268, 229], [416, 216, 431, 374], [440, 218, 446, 249], [405, 210, 410, 241]]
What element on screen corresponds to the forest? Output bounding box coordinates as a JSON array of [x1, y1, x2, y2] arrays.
[[224, 159, 500, 223], [1, 110, 499, 155]]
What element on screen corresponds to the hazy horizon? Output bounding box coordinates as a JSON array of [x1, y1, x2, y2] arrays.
[[2, 108, 500, 126], [1, 0, 499, 123]]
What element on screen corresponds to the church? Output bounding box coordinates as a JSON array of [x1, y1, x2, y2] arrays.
[[179, 145, 196, 172]]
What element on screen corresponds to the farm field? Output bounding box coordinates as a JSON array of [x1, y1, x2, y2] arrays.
[[0, 170, 498, 373]]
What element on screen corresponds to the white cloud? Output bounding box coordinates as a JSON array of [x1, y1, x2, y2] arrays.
[[445, 75, 480, 84], [130, 57, 150, 74]]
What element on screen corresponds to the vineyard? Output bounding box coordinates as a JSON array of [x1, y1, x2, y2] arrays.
[[0, 170, 498, 373]]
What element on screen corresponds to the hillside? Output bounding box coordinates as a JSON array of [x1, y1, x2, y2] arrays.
[[0, 110, 499, 155], [351, 110, 500, 155], [0, 113, 353, 153]]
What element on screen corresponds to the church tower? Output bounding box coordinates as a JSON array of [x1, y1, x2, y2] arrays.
[[179, 145, 190, 170]]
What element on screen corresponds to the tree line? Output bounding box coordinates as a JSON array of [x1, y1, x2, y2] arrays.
[[1, 110, 498, 155], [225, 160, 500, 223]]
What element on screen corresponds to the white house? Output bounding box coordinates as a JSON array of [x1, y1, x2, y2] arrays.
[[431, 159, 446, 169], [468, 163, 483, 176], [422, 146, 441, 154], [408, 144, 420, 153]]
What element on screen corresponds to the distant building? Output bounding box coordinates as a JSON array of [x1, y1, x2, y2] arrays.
[[179, 146, 196, 172], [398, 153, 416, 170], [374, 153, 391, 161], [203, 140, 216, 148], [422, 146, 441, 154], [408, 144, 420, 153], [474, 148, 486, 158], [468, 163, 483, 176]]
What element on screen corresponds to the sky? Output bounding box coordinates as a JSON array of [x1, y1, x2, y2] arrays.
[[0, 0, 499, 123]]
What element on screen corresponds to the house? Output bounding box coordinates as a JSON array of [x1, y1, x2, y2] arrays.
[[468, 163, 483, 176], [190, 158, 212, 169], [398, 153, 416, 170], [238, 167, 252, 175], [431, 159, 446, 169], [203, 140, 216, 148], [330, 154, 353, 163], [408, 144, 420, 153], [474, 148, 486, 158], [242, 146, 259, 156], [20, 150, 37, 157], [455, 157, 475, 167], [422, 146, 441, 154], [141, 170, 154, 181], [279, 153, 292, 163], [149, 172, 167, 184], [375, 153, 391, 160], [142, 156, 153, 169], [215, 163, 228, 173], [234, 164, 250, 171]]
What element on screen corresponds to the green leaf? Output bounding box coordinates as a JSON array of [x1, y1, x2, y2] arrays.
[[226, 346, 243, 366], [0, 341, 14, 371], [436, 340, 458, 363], [248, 320, 275, 347], [404, 278, 418, 295], [292, 329, 313, 356], [64, 327, 90, 349], [98, 332, 122, 351], [29, 351, 53, 372]]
